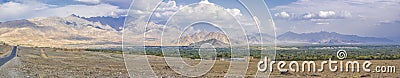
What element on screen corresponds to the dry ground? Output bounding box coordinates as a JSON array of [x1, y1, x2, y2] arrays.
[[144, 55, 400, 78], [0, 46, 399, 77], [0, 46, 129, 78]]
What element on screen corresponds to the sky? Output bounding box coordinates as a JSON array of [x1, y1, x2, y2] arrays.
[[266, 0, 400, 42], [0, 0, 399, 42], [0, 0, 132, 21]]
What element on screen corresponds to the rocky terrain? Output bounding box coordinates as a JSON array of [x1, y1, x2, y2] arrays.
[[189, 39, 229, 47], [178, 31, 229, 46], [0, 44, 398, 77], [0, 15, 122, 48], [177, 31, 274, 47], [0, 44, 11, 57], [130, 55, 400, 77], [0, 45, 128, 77]]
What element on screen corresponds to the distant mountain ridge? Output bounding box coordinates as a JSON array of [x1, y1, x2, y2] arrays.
[[73, 14, 125, 31], [177, 31, 230, 46], [278, 31, 397, 44], [189, 38, 229, 48], [1, 14, 397, 48], [177, 31, 275, 46], [0, 15, 121, 48]]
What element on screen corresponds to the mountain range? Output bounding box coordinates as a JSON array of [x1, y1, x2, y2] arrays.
[[277, 31, 397, 44], [0, 15, 397, 48], [177, 31, 229, 45], [0, 15, 121, 48], [77, 14, 125, 31], [189, 38, 229, 48], [179, 31, 398, 46]]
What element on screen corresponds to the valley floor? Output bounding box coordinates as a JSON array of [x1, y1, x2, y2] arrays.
[[0, 46, 399, 77]]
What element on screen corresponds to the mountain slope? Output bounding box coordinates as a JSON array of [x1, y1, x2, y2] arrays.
[[278, 31, 397, 44], [0, 15, 121, 48], [189, 38, 229, 47], [177, 31, 229, 46], [175, 31, 278, 46], [80, 15, 125, 31]]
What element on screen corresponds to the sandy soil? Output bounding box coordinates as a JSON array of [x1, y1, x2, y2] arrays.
[[0, 46, 398, 77], [141, 55, 400, 78], [0, 46, 129, 78], [0, 45, 11, 57]]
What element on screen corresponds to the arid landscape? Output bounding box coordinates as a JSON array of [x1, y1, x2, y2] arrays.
[[0, 45, 128, 77], [142, 55, 400, 77], [1, 0, 400, 77], [0, 44, 399, 77]]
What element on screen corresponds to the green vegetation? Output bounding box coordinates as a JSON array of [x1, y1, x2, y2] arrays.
[[88, 45, 400, 61], [142, 45, 400, 61], [274, 48, 400, 61], [145, 47, 232, 59], [85, 48, 123, 54]]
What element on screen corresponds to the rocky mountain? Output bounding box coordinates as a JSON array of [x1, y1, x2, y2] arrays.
[[4, 14, 395, 48], [176, 31, 276, 46], [78, 15, 125, 31], [278, 31, 397, 44], [189, 38, 229, 47], [246, 33, 274, 45], [174, 30, 280, 46], [0, 15, 121, 48], [177, 31, 229, 46]]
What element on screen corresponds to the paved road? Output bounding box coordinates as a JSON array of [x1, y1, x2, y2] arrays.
[[0, 46, 17, 66]]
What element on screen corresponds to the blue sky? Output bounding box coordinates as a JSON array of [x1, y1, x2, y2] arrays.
[[0, 0, 399, 42], [264, 0, 297, 8], [0, 0, 294, 21], [0, 0, 133, 8]]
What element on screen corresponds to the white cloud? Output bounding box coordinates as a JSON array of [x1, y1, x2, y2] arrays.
[[199, 0, 212, 4], [157, 1, 251, 30], [0, 1, 48, 21], [0, 2, 29, 15], [0, 1, 126, 21], [299, 11, 349, 21], [318, 11, 335, 18], [125, 0, 258, 44], [131, 0, 248, 26], [225, 8, 243, 17], [274, 12, 290, 18], [302, 13, 314, 19], [44, 4, 126, 18], [271, 0, 400, 38], [298, 11, 348, 20], [315, 22, 330, 25], [75, 0, 101, 4], [273, 11, 351, 22]]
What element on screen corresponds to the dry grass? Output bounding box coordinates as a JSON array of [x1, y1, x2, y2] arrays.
[[0, 46, 398, 77], [0, 46, 128, 78], [145, 55, 400, 77]]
